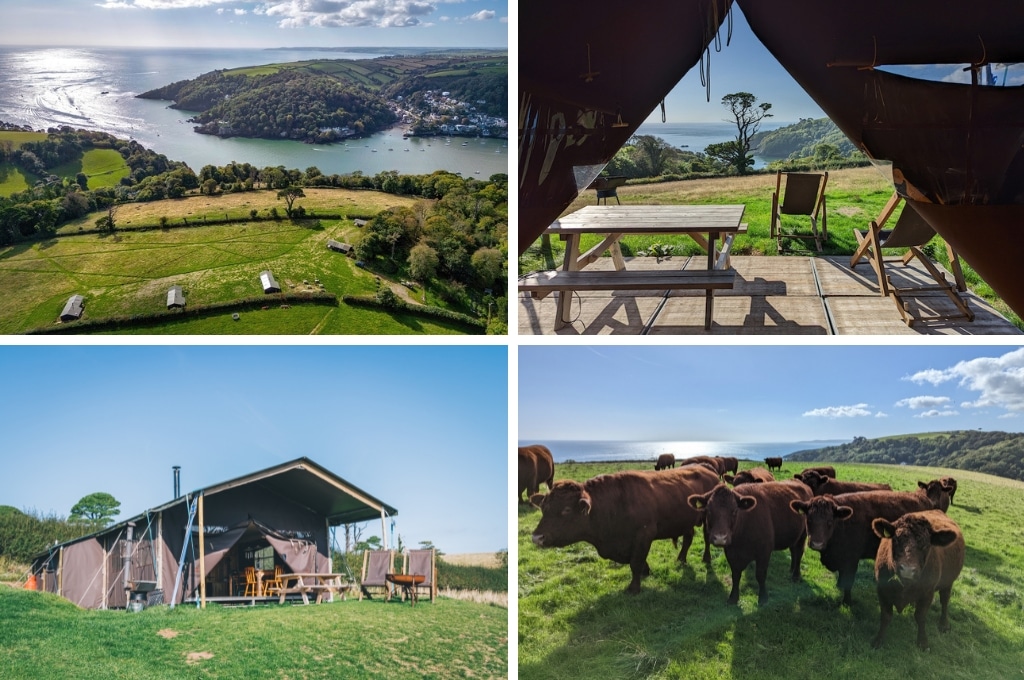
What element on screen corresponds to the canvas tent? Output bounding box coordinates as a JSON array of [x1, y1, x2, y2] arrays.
[[260, 270, 281, 294], [166, 285, 185, 309], [60, 295, 84, 321], [31, 457, 398, 609], [327, 239, 353, 254]]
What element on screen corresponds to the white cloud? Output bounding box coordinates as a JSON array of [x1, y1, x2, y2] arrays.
[[906, 348, 1024, 413], [99, 0, 239, 8], [803, 403, 872, 418], [895, 395, 951, 410], [467, 9, 494, 20], [875, 412, 888, 418], [916, 409, 959, 418], [264, 0, 437, 28]]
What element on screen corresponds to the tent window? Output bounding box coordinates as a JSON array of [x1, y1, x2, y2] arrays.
[[254, 545, 274, 571]]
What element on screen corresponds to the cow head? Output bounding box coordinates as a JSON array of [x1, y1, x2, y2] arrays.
[[688, 484, 756, 548], [531, 480, 592, 549], [872, 514, 959, 583], [790, 495, 853, 551], [795, 470, 826, 491], [727, 471, 761, 486], [917, 480, 952, 512]]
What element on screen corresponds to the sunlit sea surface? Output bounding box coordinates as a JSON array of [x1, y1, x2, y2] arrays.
[[0, 46, 509, 177], [519, 440, 848, 464]]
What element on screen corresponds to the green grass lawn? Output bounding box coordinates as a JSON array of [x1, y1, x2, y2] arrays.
[[0, 590, 507, 679], [519, 460, 1024, 679], [0, 189, 478, 334]]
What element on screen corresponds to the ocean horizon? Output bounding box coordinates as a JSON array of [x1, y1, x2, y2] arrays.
[[634, 121, 793, 168], [519, 439, 849, 464]]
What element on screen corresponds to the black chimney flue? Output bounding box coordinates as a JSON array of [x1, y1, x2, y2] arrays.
[[173, 466, 181, 498]]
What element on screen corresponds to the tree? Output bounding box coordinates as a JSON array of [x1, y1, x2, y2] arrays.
[[712, 92, 773, 175], [471, 247, 504, 287], [69, 492, 121, 526], [408, 243, 439, 282], [631, 135, 674, 177], [277, 186, 305, 217]]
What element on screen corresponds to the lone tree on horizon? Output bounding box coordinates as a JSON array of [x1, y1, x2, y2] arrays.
[[69, 492, 121, 527], [705, 92, 772, 175]]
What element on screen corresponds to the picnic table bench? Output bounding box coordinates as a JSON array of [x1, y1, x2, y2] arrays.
[[277, 573, 351, 605], [525, 205, 747, 330]]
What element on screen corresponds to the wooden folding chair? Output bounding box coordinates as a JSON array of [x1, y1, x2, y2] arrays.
[[771, 171, 828, 252], [262, 565, 283, 596], [358, 549, 394, 601], [243, 566, 258, 597], [850, 192, 973, 326]]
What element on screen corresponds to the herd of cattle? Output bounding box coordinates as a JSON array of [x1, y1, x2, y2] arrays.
[[519, 447, 964, 651]]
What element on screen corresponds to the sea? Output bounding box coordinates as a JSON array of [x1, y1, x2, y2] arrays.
[[633, 121, 792, 168], [520, 440, 849, 464], [0, 46, 509, 178]]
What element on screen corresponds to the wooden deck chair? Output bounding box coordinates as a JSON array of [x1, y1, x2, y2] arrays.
[[262, 565, 283, 596], [358, 549, 394, 601], [243, 566, 258, 597], [403, 549, 437, 604], [771, 171, 829, 252], [850, 192, 973, 325]]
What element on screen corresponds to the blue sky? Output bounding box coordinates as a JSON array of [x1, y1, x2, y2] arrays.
[[642, 5, 824, 125], [519, 345, 1024, 443], [0, 345, 508, 555], [5, 0, 508, 48]]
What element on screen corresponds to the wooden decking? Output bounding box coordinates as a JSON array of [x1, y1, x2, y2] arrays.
[[517, 255, 1021, 335]]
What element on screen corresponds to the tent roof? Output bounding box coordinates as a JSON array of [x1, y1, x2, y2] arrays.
[[36, 457, 397, 557]]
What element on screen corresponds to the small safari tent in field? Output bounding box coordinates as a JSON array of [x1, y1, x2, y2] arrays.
[[30, 458, 398, 609]]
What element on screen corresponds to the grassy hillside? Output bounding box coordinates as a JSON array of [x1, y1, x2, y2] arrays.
[[787, 430, 1024, 481], [0, 188, 477, 335], [0, 588, 507, 679], [518, 460, 1024, 679], [0, 131, 131, 196]]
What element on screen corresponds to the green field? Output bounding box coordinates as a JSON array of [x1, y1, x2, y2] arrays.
[[0, 131, 130, 195], [52, 148, 131, 189], [0, 590, 507, 679], [519, 460, 1024, 679], [0, 188, 477, 335]]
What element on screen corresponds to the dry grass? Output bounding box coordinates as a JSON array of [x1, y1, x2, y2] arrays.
[[444, 553, 504, 568], [440, 588, 508, 608], [57, 188, 419, 233]]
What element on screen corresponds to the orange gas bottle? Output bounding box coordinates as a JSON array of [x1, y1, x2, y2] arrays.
[[24, 574, 37, 590]]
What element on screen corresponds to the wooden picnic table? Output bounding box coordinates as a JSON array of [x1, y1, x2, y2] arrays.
[[540, 204, 747, 330], [276, 573, 351, 605]]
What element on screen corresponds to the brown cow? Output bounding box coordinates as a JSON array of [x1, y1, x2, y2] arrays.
[[796, 470, 891, 496], [916, 479, 955, 513], [518, 445, 555, 503], [530, 465, 720, 593], [796, 466, 837, 481], [765, 457, 783, 472], [723, 468, 775, 486], [688, 480, 811, 604], [940, 476, 958, 505], [679, 455, 725, 475], [654, 453, 676, 471], [872, 510, 965, 650], [718, 456, 739, 474], [790, 491, 937, 606]]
